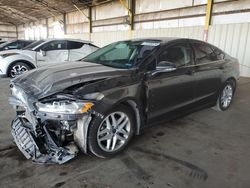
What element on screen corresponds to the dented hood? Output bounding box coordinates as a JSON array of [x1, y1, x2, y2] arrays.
[[12, 61, 131, 99]]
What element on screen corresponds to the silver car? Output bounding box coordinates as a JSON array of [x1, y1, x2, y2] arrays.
[[0, 39, 98, 78]]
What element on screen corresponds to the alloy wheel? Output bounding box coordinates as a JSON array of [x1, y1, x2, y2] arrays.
[[10, 64, 29, 78], [220, 84, 233, 108], [97, 111, 131, 152]]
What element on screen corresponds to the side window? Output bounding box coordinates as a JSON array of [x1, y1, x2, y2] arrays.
[[42, 41, 67, 51], [158, 44, 192, 68], [24, 41, 32, 47], [137, 45, 156, 61], [67, 41, 84, 50], [212, 46, 225, 60], [17, 41, 25, 49], [147, 58, 157, 71], [193, 43, 217, 64]]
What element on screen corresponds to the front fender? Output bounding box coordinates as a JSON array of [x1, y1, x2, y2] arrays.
[[92, 83, 143, 115], [5, 54, 36, 68]]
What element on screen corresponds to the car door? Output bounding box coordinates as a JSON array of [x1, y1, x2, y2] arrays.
[[190, 41, 225, 103], [146, 41, 196, 123], [68, 41, 86, 61], [36, 40, 68, 67]]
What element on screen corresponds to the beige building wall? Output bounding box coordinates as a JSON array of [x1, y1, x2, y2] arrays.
[[17, 0, 250, 77], [0, 22, 17, 41]]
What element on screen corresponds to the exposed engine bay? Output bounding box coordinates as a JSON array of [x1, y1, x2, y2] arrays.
[[9, 84, 96, 164]]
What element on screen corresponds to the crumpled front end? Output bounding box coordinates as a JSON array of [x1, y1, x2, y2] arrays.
[[9, 84, 93, 164], [11, 118, 78, 164]]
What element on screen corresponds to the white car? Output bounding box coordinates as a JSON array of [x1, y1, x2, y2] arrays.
[[0, 39, 34, 51], [0, 39, 98, 78]]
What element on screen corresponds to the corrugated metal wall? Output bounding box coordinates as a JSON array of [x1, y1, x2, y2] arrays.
[[87, 23, 250, 77], [208, 23, 250, 77], [132, 26, 204, 40], [91, 31, 130, 47], [0, 23, 17, 40], [88, 26, 204, 47], [16, 0, 250, 77]]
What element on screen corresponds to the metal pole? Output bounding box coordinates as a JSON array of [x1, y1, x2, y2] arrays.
[[89, 7, 92, 41], [73, 4, 92, 41], [63, 13, 67, 35], [119, 0, 134, 39], [204, 0, 213, 41], [46, 18, 49, 38]]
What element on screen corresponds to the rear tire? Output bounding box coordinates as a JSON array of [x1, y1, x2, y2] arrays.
[[215, 80, 235, 111], [88, 105, 135, 158], [8, 62, 31, 78]]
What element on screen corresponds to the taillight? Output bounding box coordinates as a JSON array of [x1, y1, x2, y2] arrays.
[[233, 59, 240, 70], [236, 61, 240, 70]]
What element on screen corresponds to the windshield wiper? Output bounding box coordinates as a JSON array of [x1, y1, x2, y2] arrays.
[[99, 62, 120, 69]]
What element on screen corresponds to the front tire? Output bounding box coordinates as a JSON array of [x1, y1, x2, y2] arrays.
[[215, 80, 235, 111], [88, 105, 135, 158], [9, 62, 31, 78]]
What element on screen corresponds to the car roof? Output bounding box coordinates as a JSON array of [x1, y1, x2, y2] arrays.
[[121, 37, 208, 45], [18, 39, 35, 41], [120, 37, 181, 44], [0, 39, 34, 43], [131, 37, 178, 42], [44, 38, 92, 43]]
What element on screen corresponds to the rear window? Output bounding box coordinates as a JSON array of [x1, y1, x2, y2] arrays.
[[211, 46, 225, 60], [68, 41, 84, 50], [193, 43, 218, 64]]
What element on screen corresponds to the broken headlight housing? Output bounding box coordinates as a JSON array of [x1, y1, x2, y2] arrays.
[[83, 92, 104, 101], [35, 101, 94, 114]]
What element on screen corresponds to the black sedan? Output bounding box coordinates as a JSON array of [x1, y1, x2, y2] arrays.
[[9, 38, 239, 164]]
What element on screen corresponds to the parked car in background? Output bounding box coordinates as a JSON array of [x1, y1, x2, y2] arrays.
[[0, 39, 98, 78], [9, 38, 239, 164], [0, 39, 34, 51], [0, 41, 6, 44]]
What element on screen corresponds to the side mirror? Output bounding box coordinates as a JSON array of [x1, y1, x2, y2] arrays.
[[40, 49, 46, 56], [152, 61, 177, 75]]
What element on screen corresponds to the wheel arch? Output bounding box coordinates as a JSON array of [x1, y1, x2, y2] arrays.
[[7, 60, 35, 77], [119, 99, 142, 135], [226, 77, 237, 87], [221, 77, 237, 94], [79, 98, 143, 154], [215, 77, 236, 111]]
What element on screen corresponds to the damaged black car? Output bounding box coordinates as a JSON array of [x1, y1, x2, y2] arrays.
[[9, 38, 239, 164]]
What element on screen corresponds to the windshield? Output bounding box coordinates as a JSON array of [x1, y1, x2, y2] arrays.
[[0, 40, 14, 48], [23, 40, 45, 50], [83, 40, 160, 69]]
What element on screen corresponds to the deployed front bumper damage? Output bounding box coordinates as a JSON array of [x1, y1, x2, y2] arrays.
[[11, 118, 78, 164], [9, 85, 92, 164]]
